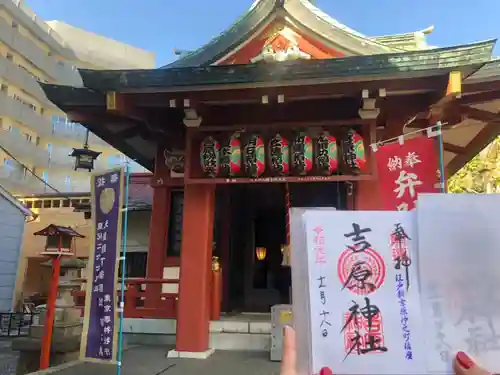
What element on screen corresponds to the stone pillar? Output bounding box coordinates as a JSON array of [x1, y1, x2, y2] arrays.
[[145, 186, 170, 308], [168, 184, 215, 359]]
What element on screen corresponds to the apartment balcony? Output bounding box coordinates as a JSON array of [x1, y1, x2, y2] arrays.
[[0, 11, 81, 85], [2, 0, 77, 59], [49, 174, 91, 193], [0, 91, 53, 136], [47, 144, 75, 170], [0, 127, 49, 167], [50, 117, 110, 147], [0, 53, 58, 110], [0, 161, 50, 195]]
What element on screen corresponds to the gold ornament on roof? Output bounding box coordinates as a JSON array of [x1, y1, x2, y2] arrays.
[[212, 256, 220, 272]]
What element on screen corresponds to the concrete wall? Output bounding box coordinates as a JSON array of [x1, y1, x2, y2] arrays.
[[46, 21, 156, 69], [0, 193, 25, 311]]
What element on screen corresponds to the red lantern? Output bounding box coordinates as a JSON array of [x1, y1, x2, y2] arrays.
[[341, 128, 366, 172], [200, 136, 220, 178], [268, 133, 290, 176], [244, 135, 265, 177], [292, 134, 313, 175], [315, 131, 338, 175], [220, 133, 242, 177]]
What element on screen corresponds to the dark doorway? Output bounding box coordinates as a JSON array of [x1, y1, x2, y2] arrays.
[[224, 184, 286, 312], [222, 181, 348, 313]]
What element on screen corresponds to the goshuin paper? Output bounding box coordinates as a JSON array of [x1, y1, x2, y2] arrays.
[[290, 194, 500, 375], [291, 210, 426, 375], [417, 193, 500, 374]]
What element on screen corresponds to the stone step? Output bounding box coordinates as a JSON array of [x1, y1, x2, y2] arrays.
[[123, 318, 272, 351]]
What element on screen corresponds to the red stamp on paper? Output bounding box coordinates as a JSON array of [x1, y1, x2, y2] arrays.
[[337, 248, 386, 295], [342, 308, 386, 355]]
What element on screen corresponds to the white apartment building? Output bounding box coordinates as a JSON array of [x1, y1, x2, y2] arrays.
[[0, 0, 154, 196]]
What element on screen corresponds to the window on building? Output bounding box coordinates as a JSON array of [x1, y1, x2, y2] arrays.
[[62, 199, 70, 207], [166, 191, 184, 258], [12, 94, 36, 111], [43, 200, 52, 208], [118, 252, 147, 278], [52, 200, 61, 208]]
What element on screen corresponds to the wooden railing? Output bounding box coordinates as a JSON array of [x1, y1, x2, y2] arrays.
[[72, 278, 179, 319]]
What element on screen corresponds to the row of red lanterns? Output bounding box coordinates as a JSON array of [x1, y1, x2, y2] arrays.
[[199, 129, 366, 178]]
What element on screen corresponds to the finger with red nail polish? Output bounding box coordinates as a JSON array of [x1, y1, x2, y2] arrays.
[[453, 351, 489, 375]]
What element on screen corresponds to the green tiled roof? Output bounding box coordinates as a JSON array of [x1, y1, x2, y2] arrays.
[[79, 40, 495, 92], [162, 0, 403, 68]]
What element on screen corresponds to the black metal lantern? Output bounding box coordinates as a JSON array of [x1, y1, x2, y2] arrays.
[[70, 129, 101, 171]]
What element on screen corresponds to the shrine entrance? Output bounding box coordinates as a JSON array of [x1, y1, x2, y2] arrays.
[[222, 182, 349, 313]]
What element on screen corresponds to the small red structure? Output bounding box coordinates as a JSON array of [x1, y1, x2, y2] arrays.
[[34, 224, 84, 370]]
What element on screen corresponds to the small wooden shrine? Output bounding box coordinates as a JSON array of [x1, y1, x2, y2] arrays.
[[39, 0, 500, 359], [34, 224, 85, 256]]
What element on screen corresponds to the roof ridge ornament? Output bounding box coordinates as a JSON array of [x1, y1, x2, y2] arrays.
[[251, 43, 311, 63]]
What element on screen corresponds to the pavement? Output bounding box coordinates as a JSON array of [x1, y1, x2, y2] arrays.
[[0, 339, 17, 375], [30, 346, 281, 375]]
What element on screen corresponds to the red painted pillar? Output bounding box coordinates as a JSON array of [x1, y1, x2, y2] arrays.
[[175, 184, 215, 353], [40, 256, 60, 369], [356, 180, 383, 210], [145, 186, 170, 308]]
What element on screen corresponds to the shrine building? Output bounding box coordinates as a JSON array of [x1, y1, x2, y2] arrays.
[[40, 0, 500, 358]]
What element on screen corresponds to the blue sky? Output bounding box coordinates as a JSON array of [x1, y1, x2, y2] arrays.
[[26, 0, 500, 67]]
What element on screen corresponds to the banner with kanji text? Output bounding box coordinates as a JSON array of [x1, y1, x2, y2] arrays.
[[80, 168, 124, 363], [375, 136, 440, 211]]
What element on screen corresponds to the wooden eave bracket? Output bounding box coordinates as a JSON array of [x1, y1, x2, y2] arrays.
[[358, 89, 383, 120], [183, 108, 203, 127]]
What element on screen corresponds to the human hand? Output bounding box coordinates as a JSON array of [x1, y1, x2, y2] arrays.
[[282, 332, 491, 375], [454, 352, 491, 375], [281, 326, 296, 375]]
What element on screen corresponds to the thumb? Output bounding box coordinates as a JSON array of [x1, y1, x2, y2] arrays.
[[281, 326, 296, 375], [453, 351, 490, 375]]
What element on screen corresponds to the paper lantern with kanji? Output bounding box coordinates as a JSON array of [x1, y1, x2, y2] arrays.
[[268, 133, 290, 176], [292, 134, 313, 175], [315, 131, 338, 175], [200, 136, 220, 178], [220, 133, 242, 177], [341, 128, 366, 172], [244, 135, 265, 177]]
